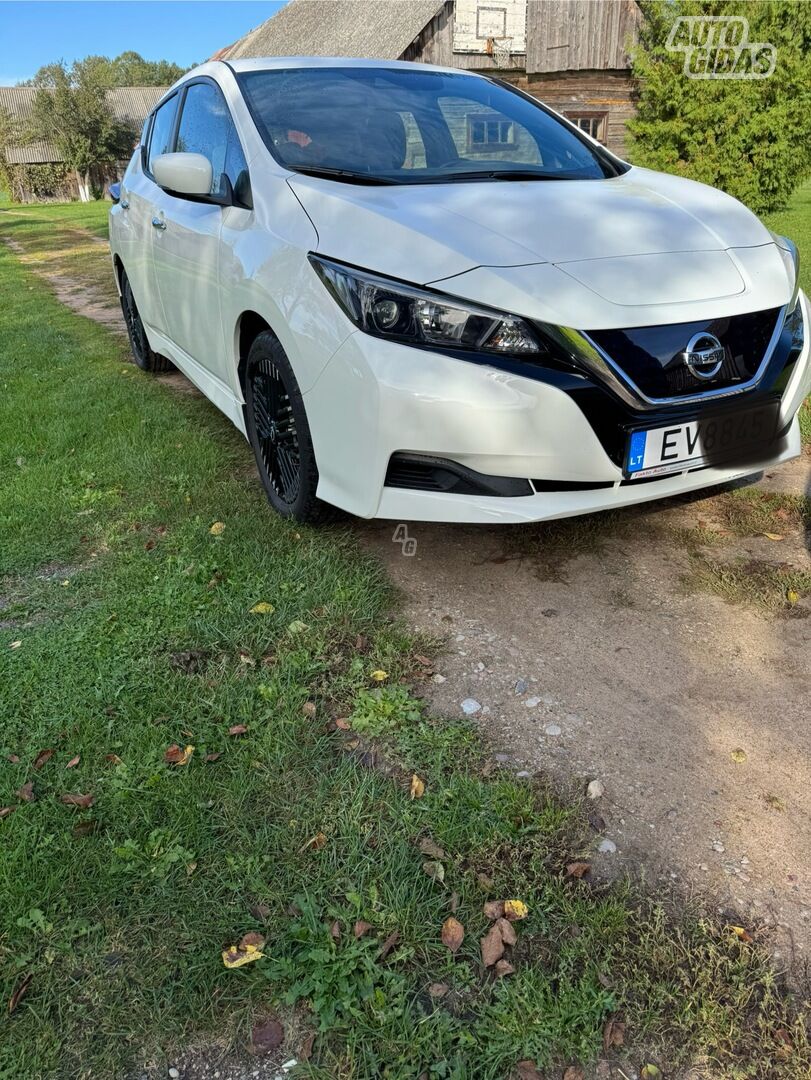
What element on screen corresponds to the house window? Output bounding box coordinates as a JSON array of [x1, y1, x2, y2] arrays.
[[566, 112, 608, 143], [467, 115, 515, 148], [476, 6, 507, 39]]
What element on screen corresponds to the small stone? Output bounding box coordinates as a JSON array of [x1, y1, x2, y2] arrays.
[[475, 662, 485, 671], [460, 698, 481, 715], [524, 696, 542, 708], [514, 678, 529, 695], [543, 723, 562, 736], [495, 753, 510, 763], [516, 770, 531, 778], [712, 840, 725, 853], [586, 779, 604, 800], [168, 1070, 180, 1079], [741, 856, 750, 865], [432, 673, 447, 684], [597, 838, 617, 855]]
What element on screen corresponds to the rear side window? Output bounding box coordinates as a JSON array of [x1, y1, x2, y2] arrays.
[[147, 94, 179, 173], [175, 81, 248, 197]]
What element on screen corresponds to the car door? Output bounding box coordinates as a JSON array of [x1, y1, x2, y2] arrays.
[[149, 77, 250, 392], [122, 93, 180, 335]]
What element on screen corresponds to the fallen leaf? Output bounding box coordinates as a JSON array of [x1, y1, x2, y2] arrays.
[[16, 782, 35, 803], [371, 669, 388, 682], [480, 924, 505, 967], [504, 899, 529, 921], [301, 831, 327, 852], [641, 1067, 661, 1080], [8, 971, 32, 1014], [563, 1069, 584, 1080], [494, 959, 515, 978], [222, 943, 264, 969], [354, 920, 372, 939], [250, 903, 271, 922], [228, 724, 248, 736], [164, 744, 194, 766], [566, 861, 591, 879], [422, 860, 445, 884], [105, 753, 123, 766], [186, 861, 197, 876], [302, 701, 317, 717], [59, 793, 94, 808], [379, 929, 400, 959], [763, 532, 784, 541], [449, 890, 459, 914], [335, 717, 351, 730], [428, 981, 449, 997], [603, 1017, 626, 1051], [209, 521, 226, 535], [483, 900, 505, 921], [251, 1017, 284, 1054], [204, 752, 222, 762], [0, 807, 16, 818], [419, 838, 447, 860], [786, 588, 799, 605], [66, 756, 80, 769], [410, 774, 426, 799], [250, 601, 274, 615], [239, 651, 256, 666], [441, 917, 464, 953], [9, 640, 22, 650], [731, 747, 747, 763], [287, 619, 308, 634], [731, 925, 753, 943], [8, 755, 20, 764], [299, 1033, 316, 1061], [763, 792, 785, 811], [329, 920, 341, 941], [33, 749, 54, 770], [240, 931, 266, 950], [515, 1062, 543, 1080], [72, 819, 98, 837], [496, 918, 517, 946]]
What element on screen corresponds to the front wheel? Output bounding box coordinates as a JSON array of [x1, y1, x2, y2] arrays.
[[244, 331, 329, 524]]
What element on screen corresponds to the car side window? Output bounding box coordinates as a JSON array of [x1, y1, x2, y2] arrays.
[[147, 95, 179, 173], [175, 81, 249, 198]]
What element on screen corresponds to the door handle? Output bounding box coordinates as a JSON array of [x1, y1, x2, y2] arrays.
[[151, 216, 166, 230]]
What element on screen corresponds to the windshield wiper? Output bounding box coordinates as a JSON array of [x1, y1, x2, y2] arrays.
[[289, 165, 395, 185], [431, 170, 578, 183]]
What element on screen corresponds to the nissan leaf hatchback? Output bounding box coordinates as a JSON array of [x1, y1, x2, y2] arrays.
[[110, 57, 810, 524]]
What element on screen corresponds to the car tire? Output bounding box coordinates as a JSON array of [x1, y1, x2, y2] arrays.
[[244, 331, 330, 524], [120, 270, 172, 373]]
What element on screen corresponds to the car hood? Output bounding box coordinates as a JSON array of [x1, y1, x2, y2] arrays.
[[290, 165, 792, 328]]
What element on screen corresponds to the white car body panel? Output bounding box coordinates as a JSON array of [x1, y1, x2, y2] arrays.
[[108, 56, 809, 524]]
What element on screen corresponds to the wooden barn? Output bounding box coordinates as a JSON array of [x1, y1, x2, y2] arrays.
[[0, 85, 166, 202], [216, 0, 642, 155]]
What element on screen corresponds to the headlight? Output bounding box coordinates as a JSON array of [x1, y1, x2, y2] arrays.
[[772, 233, 800, 313], [309, 255, 542, 357]]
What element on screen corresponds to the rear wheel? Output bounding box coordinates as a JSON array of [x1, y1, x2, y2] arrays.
[[120, 270, 171, 373], [244, 331, 329, 523]]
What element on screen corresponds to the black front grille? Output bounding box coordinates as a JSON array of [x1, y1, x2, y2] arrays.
[[385, 454, 532, 497], [587, 308, 781, 399]]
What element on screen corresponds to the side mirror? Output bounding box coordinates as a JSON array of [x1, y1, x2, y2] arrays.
[[109, 182, 121, 205], [153, 152, 214, 198]]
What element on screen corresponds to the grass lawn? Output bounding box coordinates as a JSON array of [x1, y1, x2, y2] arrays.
[[1, 200, 810, 1079]]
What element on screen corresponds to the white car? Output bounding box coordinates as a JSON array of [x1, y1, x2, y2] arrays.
[[110, 57, 809, 524]]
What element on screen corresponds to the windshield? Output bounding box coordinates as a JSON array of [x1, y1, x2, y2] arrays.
[[236, 66, 626, 184]]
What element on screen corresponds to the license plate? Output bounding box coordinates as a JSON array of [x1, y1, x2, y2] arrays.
[[624, 402, 779, 480]]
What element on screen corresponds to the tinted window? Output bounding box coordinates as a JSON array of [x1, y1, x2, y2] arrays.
[[237, 66, 624, 183], [147, 94, 179, 173], [176, 81, 248, 197]]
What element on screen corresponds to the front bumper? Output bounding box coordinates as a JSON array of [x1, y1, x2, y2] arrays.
[[303, 291, 810, 523]]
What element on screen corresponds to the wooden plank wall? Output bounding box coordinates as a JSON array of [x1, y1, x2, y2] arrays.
[[526, 0, 641, 74], [518, 69, 637, 155]]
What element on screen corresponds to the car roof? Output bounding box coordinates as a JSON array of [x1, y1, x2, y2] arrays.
[[223, 55, 483, 79]]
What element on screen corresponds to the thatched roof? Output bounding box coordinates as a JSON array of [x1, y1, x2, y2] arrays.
[[218, 0, 445, 61], [0, 85, 167, 164]]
